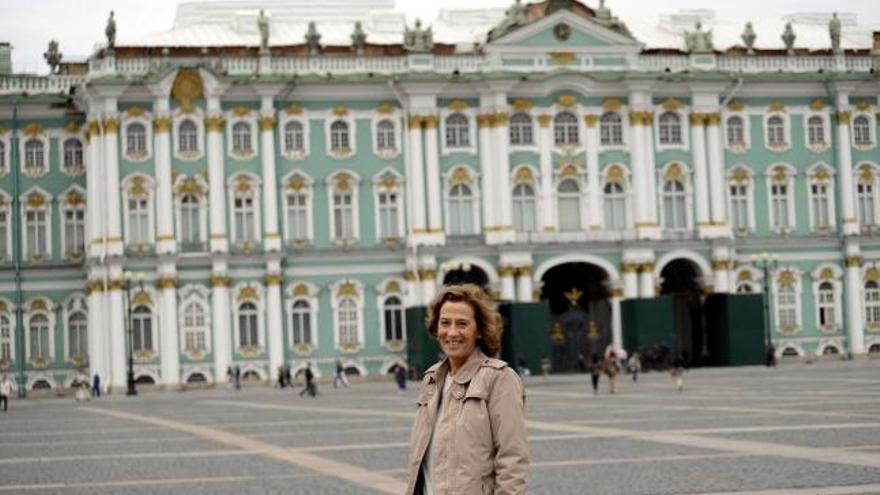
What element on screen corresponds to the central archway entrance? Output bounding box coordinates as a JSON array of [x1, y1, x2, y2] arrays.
[[541, 262, 611, 372], [659, 258, 706, 366]]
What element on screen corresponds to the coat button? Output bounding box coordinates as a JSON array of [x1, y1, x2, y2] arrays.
[[455, 391, 463, 399]]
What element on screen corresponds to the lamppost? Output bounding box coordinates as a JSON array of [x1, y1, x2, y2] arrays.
[[751, 252, 779, 363], [123, 271, 144, 396]]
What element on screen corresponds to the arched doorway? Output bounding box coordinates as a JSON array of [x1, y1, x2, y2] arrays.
[[443, 264, 489, 290], [541, 262, 611, 372], [659, 259, 705, 366]]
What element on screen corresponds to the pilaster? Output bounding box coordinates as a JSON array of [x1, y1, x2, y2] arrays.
[[499, 265, 517, 301], [834, 90, 858, 236], [621, 262, 639, 299], [102, 106, 123, 256], [85, 117, 104, 259], [86, 268, 108, 392], [157, 262, 180, 387], [107, 265, 126, 390], [489, 110, 516, 243], [584, 115, 601, 230], [419, 255, 438, 306], [258, 91, 282, 251], [211, 260, 232, 382], [705, 112, 728, 234], [537, 114, 556, 232], [422, 115, 445, 245], [477, 111, 497, 242], [711, 246, 732, 294], [690, 113, 711, 234], [153, 97, 176, 254], [610, 290, 623, 351], [638, 262, 656, 298], [206, 103, 228, 253], [516, 267, 534, 303], [265, 260, 284, 374], [844, 243, 865, 354], [405, 115, 428, 244]]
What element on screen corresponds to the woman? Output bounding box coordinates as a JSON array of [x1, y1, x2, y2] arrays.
[[406, 284, 529, 495]]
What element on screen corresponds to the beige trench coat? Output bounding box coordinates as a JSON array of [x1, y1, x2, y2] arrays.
[[405, 349, 529, 495]]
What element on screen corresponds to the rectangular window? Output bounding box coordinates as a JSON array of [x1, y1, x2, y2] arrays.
[[811, 183, 830, 229], [286, 194, 308, 241], [128, 199, 150, 245], [0, 316, 11, 361], [858, 183, 875, 227], [0, 210, 7, 259], [378, 192, 399, 239], [777, 289, 798, 329], [730, 184, 749, 231], [64, 209, 85, 256], [333, 193, 354, 239], [770, 184, 790, 229], [234, 197, 255, 243], [26, 210, 47, 256]]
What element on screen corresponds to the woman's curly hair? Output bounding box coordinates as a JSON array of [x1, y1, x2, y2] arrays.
[[426, 284, 503, 356]]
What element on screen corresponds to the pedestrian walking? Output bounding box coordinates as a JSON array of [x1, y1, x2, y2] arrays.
[[394, 363, 407, 391], [540, 354, 551, 382], [233, 365, 241, 390], [284, 364, 292, 388], [405, 284, 528, 494], [333, 359, 349, 388], [604, 351, 620, 394], [589, 355, 603, 395], [299, 363, 316, 398], [766, 344, 777, 368], [671, 353, 686, 392], [91, 373, 101, 397], [276, 365, 286, 389], [0, 376, 13, 412], [627, 352, 641, 382]]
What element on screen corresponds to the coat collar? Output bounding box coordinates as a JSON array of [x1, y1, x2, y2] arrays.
[[442, 348, 487, 385]]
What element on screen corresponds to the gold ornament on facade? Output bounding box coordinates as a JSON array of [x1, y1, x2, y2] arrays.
[[107, 279, 125, 291], [737, 270, 753, 282], [0, 197, 5, 208], [845, 256, 864, 268], [450, 167, 471, 185], [404, 270, 418, 282], [331, 105, 349, 117], [621, 262, 639, 274], [477, 114, 493, 128], [23, 122, 44, 137], [689, 113, 706, 126], [240, 346, 262, 358], [836, 110, 851, 124], [859, 166, 874, 183], [809, 99, 826, 111], [133, 291, 152, 306], [423, 115, 439, 128], [294, 343, 314, 356], [265, 273, 283, 286], [602, 98, 622, 112], [492, 112, 509, 127], [768, 101, 785, 112], [287, 175, 306, 192], [711, 259, 731, 271], [293, 283, 310, 297], [102, 117, 119, 133], [662, 97, 682, 112], [384, 281, 402, 294], [238, 286, 259, 302], [171, 69, 204, 113], [514, 167, 534, 184], [231, 106, 251, 117], [155, 278, 178, 290], [337, 282, 358, 297], [153, 117, 172, 133], [865, 267, 880, 281], [30, 299, 47, 311], [0, 124, 7, 135], [664, 163, 685, 181], [584, 114, 598, 127], [235, 176, 252, 194], [448, 99, 469, 111], [549, 52, 576, 65], [32, 356, 49, 369], [259, 116, 276, 131], [563, 287, 583, 306], [179, 177, 203, 195], [855, 100, 871, 111], [705, 113, 721, 126], [556, 93, 578, 108], [771, 166, 788, 183], [0, 301, 6, 312], [727, 99, 744, 112], [812, 168, 831, 181], [285, 104, 303, 115], [512, 99, 533, 112], [418, 268, 437, 280], [210, 275, 232, 288], [560, 163, 578, 178], [550, 322, 564, 343], [819, 267, 835, 280], [26, 193, 46, 208], [334, 174, 352, 192], [498, 265, 517, 277], [731, 168, 749, 183], [610, 287, 624, 298], [376, 102, 394, 114], [127, 106, 145, 118], [606, 164, 625, 183], [66, 191, 85, 206], [407, 114, 424, 128], [204, 116, 225, 132], [638, 262, 655, 273], [777, 269, 796, 287], [379, 174, 398, 189], [65, 121, 82, 134], [87, 120, 101, 137], [129, 176, 149, 198], [537, 114, 553, 128]]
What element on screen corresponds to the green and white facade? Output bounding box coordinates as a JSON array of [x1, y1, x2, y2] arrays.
[[1, 0, 880, 391]]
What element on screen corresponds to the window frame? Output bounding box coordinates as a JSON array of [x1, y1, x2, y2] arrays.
[[20, 188, 53, 261], [177, 287, 212, 359], [599, 112, 625, 148], [444, 166, 481, 236], [440, 109, 476, 156], [772, 268, 802, 335], [20, 136, 49, 178], [811, 265, 842, 333], [372, 117, 401, 158], [508, 112, 535, 148], [121, 174, 156, 249], [804, 112, 830, 151], [764, 112, 791, 151], [60, 186, 87, 259], [122, 117, 153, 162], [227, 173, 263, 248], [372, 169, 405, 241], [286, 282, 320, 353], [324, 114, 356, 159], [851, 112, 877, 150], [281, 171, 314, 245], [331, 279, 365, 352], [225, 111, 258, 160], [726, 166, 756, 234], [326, 171, 361, 244], [805, 164, 836, 232], [765, 164, 797, 233]]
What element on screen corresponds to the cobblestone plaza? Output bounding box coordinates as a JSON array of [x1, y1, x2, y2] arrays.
[[1, 361, 879, 494]]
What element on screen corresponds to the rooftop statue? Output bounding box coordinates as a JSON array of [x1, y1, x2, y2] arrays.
[[404, 19, 433, 52], [781, 22, 796, 56], [105, 11, 116, 50], [305, 21, 322, 56], [43, 40, 62, 74], [741, 22, 756, 55], [258, 10, 270, 52], [487, 0, 530, 42], [829, 12, 842, 55], [545, 0, 573, 16], [351, 21, 367, 55], [592, 0, 632, 38], [684, 21, 713, 53]]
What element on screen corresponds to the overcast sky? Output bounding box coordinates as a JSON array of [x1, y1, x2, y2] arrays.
[[2, 0, 878, 75]]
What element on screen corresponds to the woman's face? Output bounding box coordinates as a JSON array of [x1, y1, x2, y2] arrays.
[[437, 300, 480, 369]]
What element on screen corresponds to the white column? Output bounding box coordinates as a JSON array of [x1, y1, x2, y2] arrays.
[[611, 292, 623, 352], [423, 116, 444, 240], [836, 105, 858, 236], [622, 264, 639, 299], [211, 262, 232, 383], [102, 109, 123, 256], [641, 114, 660, 234], [206, 98, 228, 253], [478, 113, 496, 235], [706, 113, 727, 230], [491, 112, 515, 243], [584, 115, 602, 230], [690, 113, 711, 230], [638, 263, 655, 298], [86, 272, 107, 390], [406, 116, 428, 239], [153, 102, 176, 254], [265, 262, 284, 373], [420, 267, 438, 306], [713, 261, 731, 294], [845, 250, 865, 354], [405, 269, 421, 307], [260, 98, 281, 251], [628, 112, 648, 229], [157, 264, 180, 387], [537, 115, 556, 231], [107, 270, 126, 391], [499, 266, 516, 301], [516, 268, 534, 303], [85, 118, 104, 258]]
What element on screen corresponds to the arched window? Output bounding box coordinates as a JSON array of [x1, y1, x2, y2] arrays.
[[726, 116, 744, 147], [332, 190, 354, 240], [600, 113, 623, 145], [178, 119, 198, 154], [858, 174, 876, 227], [736, 283, 753, 294], [383, 295, 404, 343], [807, 116, 825, 146], [448, 183, 475, 235], [182, 302, 206, 352], [233, 194, 256, 243], [286, 190, 308, 241], [28, 314, 50, 361], [865, 281, 880, 326], [68, 312, 87, 359], [554, 112, 579, 146], [232, 122, 252, 154], [0, 314, 10, 362], [238, 302, 258, 347], [767, 116, 785, 146], [126, 123, 147, 156], [658, 112, 682, 144], [180, 194, 201, 244], [777, 285, 798, 330], [378, 190, 401, 239], [853, 116, 872, 146], [817, 281, 835, 328], [131, 306, 152, 352], [376, 119, 395, 150], [509, 113, 533, 146], [284, 121, 305, 153], [63, 139, 83, 169], [24, 139, 44, 172], [557, 179, 581, 232], [291, 300, 312, 346], [603, 181, 627, 230], [512, 183, 537, 232], [662, 179, 687, 229], [330, 120, 350, 151], [337, 297, 359, 347], [445, 114, 470, 148]]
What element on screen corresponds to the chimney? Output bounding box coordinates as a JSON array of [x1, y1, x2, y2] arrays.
[[0, 43, 11, 75]]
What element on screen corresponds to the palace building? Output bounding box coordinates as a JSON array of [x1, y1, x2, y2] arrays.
[[1, 0, 879, 392]]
